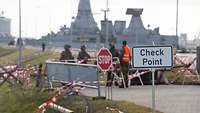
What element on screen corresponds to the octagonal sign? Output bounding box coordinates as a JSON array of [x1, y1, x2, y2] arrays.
[[97, 48, 112, 71]]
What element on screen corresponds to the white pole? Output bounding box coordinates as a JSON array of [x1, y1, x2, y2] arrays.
[[151, 68, 156, 113], [105, 0, 109, 47], [18, 0, 22, 67], [176, 0, 179, 36]]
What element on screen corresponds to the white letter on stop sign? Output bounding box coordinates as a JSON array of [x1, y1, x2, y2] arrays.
[[98, 55, 111, 64]]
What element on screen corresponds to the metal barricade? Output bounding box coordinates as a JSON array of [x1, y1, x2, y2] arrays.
[[110, 57, 126, 87], [46, 60, 100, 96]]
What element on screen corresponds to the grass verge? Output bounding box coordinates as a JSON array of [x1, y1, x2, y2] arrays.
[[0, 82, 162, 113]]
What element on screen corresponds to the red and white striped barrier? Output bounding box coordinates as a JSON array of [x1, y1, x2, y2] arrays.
[[38, 94, 59, 111], [128, 70, 149, 80], [106, 107, 124, 113], [177, 67, 194, 73], [174, 55, 196, 71], [174, 55, 197, 76], [0, 64, 36, 87], [128, 70, 150, 86], [38, 82, 84, 112], [0, 64, 18, 74], [49, 103, 73, 113], [0, 64, 35, 78]]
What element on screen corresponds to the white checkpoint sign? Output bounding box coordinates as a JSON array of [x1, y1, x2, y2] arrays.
[[132, 46, 173, 68]]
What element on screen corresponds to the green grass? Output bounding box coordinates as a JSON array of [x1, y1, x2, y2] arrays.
[[0, 48, 37, 64], [0, 46, 59, 66], [0, 84, 54, 113], [0, 46, 17, 57], [0, 83, 162, 113], [23, 52, 59, 66]]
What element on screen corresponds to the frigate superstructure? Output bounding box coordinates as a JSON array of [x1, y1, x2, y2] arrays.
[[125, 8, 147, 34], [70, 0, 100, 44], [40, 0, 100, 48], [115, 8, 178, 47], [39, 0, 178, 48], [72, 0, 99, 35]]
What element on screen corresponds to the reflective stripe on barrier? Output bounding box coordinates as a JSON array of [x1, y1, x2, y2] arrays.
[[38, 95, 59, 110], [128, 71, 149, 80], [106, 107, 124, 113], [49, 103, 73, 113], [174, 55, 196, 70], [37, 81, 83, 112]]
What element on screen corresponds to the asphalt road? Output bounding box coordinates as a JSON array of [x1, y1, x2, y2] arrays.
[[81, 85, 200, 113]]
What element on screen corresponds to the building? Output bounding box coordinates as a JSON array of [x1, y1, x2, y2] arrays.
[[0, 15, 11, 35], [179, 33, 187, 49], [0, 13, 14, 44]]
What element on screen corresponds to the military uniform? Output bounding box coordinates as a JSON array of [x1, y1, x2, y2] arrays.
[[36, 63, 43, 88], [60, 44, 74, 61], [77, 45, 91, 63], [107, 43, 119, 86]]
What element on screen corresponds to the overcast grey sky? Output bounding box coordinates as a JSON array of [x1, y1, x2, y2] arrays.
[[0, 0, 199, 40]]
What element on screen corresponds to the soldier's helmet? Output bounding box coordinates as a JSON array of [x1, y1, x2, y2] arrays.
[[64, 44, 71, 49], [122, 40, 127, 45]]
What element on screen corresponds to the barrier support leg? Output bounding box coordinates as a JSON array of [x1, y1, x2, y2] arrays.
[[120, 72, 126, 88], [138, 76, 144, 86]]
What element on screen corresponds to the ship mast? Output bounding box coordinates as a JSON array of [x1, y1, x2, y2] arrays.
[[101, 0, 109, 45]]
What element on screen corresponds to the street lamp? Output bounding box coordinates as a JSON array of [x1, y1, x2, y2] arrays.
[[18, 0, 22, 67]]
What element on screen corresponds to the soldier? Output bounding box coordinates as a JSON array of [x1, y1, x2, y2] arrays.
[[77, 45, 91, 64], [106, 43, 120, 86], [42, 42, 46, 52], [36, 63, 43, 88], [60, 44, 74, 61], [109, 43, 119, 58]]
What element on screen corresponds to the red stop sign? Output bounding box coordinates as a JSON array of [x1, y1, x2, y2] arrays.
[[97, 48, 112, 71]]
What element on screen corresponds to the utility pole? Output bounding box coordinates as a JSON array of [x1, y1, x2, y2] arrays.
[[18, 0, 22, 67], [106, 0, 109, 46], [176, 0, 179, 37]]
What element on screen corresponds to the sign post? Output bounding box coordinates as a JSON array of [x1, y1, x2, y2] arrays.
[[132, 46, 173, 113], [151, 68, 156, 113], [97, 48, 112, 98]]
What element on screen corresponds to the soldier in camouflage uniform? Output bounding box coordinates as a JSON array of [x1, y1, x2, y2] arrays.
[[106, 43, 120, 86], [60, 44, 74, 61], [36, 63, 43, 88], [77, 45, 91, 63]]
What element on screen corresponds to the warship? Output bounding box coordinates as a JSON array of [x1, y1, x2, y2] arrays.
[[39, 0, 178, 49]]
